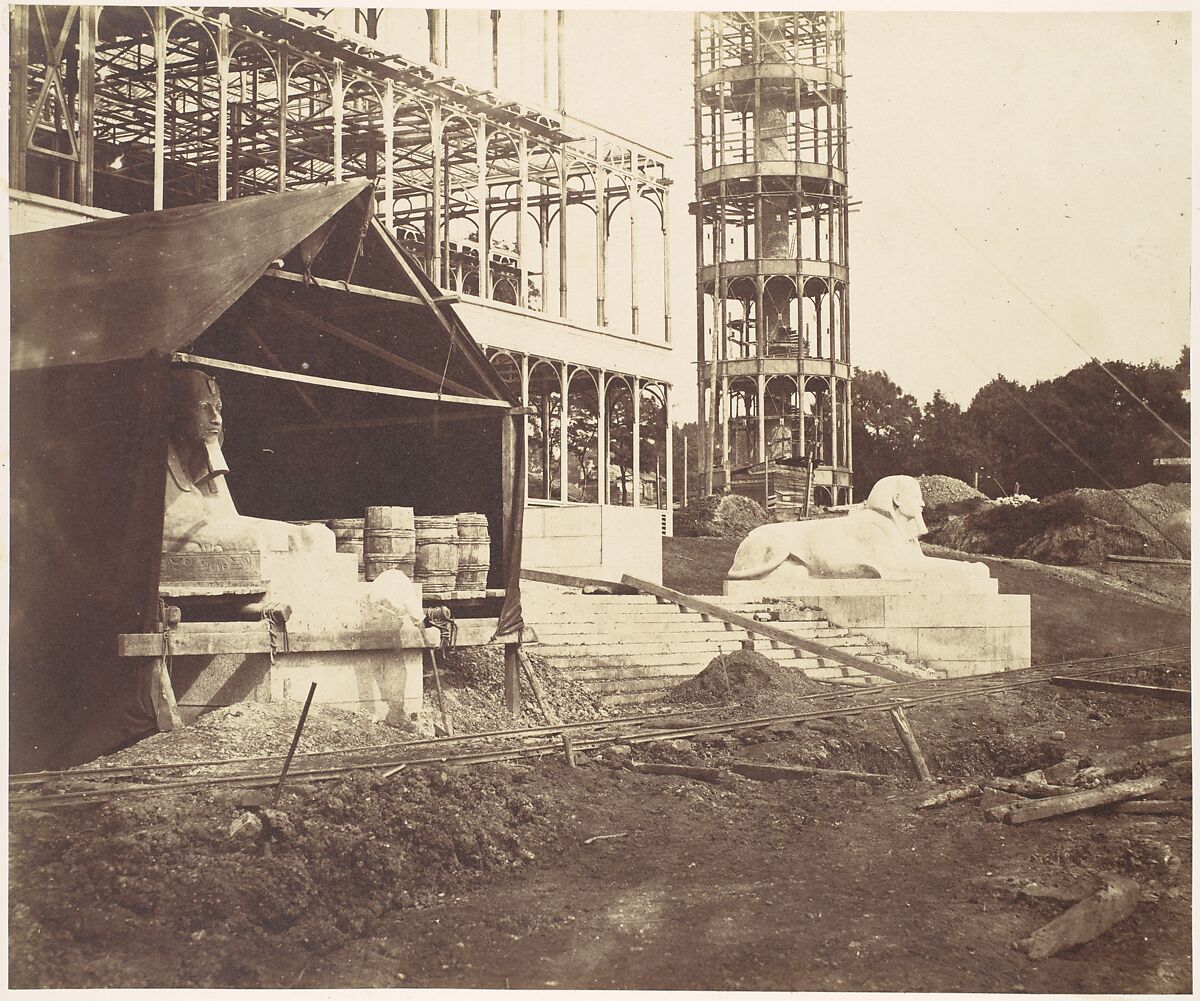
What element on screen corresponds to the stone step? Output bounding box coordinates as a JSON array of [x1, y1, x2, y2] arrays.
[[536, 637, 749, 658], [520, 591, 661, 606], [533, 621, 749, 643]]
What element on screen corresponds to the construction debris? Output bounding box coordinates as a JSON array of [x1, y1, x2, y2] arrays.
[[983, 777, 1072, 799], [916, 784, 982, 810], [729, 761, 892, 784], [1004, 776, 1166, 825], [1021, 875, 1140, 959]]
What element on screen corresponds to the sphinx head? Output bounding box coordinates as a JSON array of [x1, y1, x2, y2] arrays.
[[170, 368, 224, 449], [864, 475, 928, 542]]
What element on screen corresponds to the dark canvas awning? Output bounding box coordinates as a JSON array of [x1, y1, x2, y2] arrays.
[[11, 181, 373, 370], [10, 183, 524, 771]]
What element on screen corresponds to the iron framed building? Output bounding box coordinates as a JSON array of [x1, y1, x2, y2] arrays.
[[693, 11, 852, 507], [9, 5, 676, 551]]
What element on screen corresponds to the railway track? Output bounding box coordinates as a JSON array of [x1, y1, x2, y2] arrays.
[[10, 645, 1188, 809]]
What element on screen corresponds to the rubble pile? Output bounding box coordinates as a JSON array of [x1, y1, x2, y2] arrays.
[[434, 647, 612, 733], [917, 474, 985, 507], [87, 702, 409, 770], [674, 494, 768, 539], [667, 649, 839, 708], [927, 483, 1189, 565]]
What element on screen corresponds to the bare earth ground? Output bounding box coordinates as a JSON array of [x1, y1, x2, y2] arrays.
[[8, 541, 1192, 991]]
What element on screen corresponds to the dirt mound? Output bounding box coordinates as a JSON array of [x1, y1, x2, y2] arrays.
[[666, 650, 831, 707], [917, 474, 984, 507], [927, 486, 1188, 565], [674, 494, 767, 540], [436, 647, 610, 732], [9, 765, 579, 987], [87, 702, 409, 770]]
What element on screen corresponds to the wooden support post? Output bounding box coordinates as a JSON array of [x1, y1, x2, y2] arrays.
[[595, 166, 607, 326], [77, 6, 96, 206], [277, 49, 288, 191], [9, 4, 29, 191], [430, 104, 443, 285], [503, 643, 521, 715], [216, 16, 229, 200], [477, 122, 489, 300], [148, 655, 183, 732], [632, 377, 641, 508], [332, 62, 344, 184], [558, 159, 569, 317], [556, 10, 566, 113], [153, 6, 166, 210], [518, 137, 529, 308], [661, 185, 672, 342], [664, 406, 674, 533], [383, 80, 395, 231], [890, 706, 933, 783]]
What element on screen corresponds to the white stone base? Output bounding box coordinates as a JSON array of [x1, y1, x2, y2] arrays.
[[522, 503, 663, 584], [173, 647, 424, 724], [724, 576, 1030, 677]]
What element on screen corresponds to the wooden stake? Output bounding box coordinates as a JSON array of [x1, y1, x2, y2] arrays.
[[425, 649, 454, 736], [503, 643, 521, 715], [889, 706, 933, 783], [272, 682, 316, 806], [148, 656, 182, 732]]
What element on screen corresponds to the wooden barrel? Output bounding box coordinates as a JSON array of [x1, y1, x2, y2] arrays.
[[414, 515, 458, 597], [363, 507, 416, 582], [328, 517, 365, 578], [455, 513, 490, 591]]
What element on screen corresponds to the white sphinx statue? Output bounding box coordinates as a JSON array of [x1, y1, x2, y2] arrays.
[[163, 367, 335, 556], [727, 474, 989, 585]]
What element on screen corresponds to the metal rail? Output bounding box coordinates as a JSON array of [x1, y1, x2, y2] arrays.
[[10, 651, 1187, 810], [8, 705, 734, 787]]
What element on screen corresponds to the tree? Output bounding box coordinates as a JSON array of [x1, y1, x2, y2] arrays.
[[850, 368, 921, 494], [912, 391, 987, 485]]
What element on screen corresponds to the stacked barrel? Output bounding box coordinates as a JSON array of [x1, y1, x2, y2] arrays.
[[323, 508, 490, 597]]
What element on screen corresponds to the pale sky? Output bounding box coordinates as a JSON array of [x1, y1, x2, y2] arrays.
[[556, 8, 1191, 417], [353, 6, 1191, 420]]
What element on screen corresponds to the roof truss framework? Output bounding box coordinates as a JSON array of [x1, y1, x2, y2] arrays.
[[11, 4, 674, 340]]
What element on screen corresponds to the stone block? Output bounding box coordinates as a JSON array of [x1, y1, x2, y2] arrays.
[[521, 534, 603, 568], [542, 504, 604, 538]]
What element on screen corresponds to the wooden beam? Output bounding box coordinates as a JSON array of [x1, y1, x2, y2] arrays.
[[1050, 676, 1191, 702], [729, 760, 892, 784], [263, 268, 428, 307], [1104, 554, 1189, 566], [251, 287, 483, 399], [172, 353, 510, 409], [619, 575, 914, 684], [1003, 776, 1166, 826], [268, 411, 488, 435], [239, 322, 324, 420], [1021, 876, 1140, 960], [520, 567, 637, 592]]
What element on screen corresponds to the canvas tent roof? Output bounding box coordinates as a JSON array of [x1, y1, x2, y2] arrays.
[[10, 183, 524, 771]]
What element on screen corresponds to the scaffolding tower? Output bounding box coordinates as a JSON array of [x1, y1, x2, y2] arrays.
[[693, 11, 852, 509]]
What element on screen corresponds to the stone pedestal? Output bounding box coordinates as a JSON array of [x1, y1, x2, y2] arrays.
[[724, 574, 1031, 677], [172, 550, 429, 722]]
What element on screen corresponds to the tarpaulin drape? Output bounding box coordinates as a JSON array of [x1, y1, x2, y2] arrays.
[[11, 181, 372, 369], [10, 353, 171, 770]]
